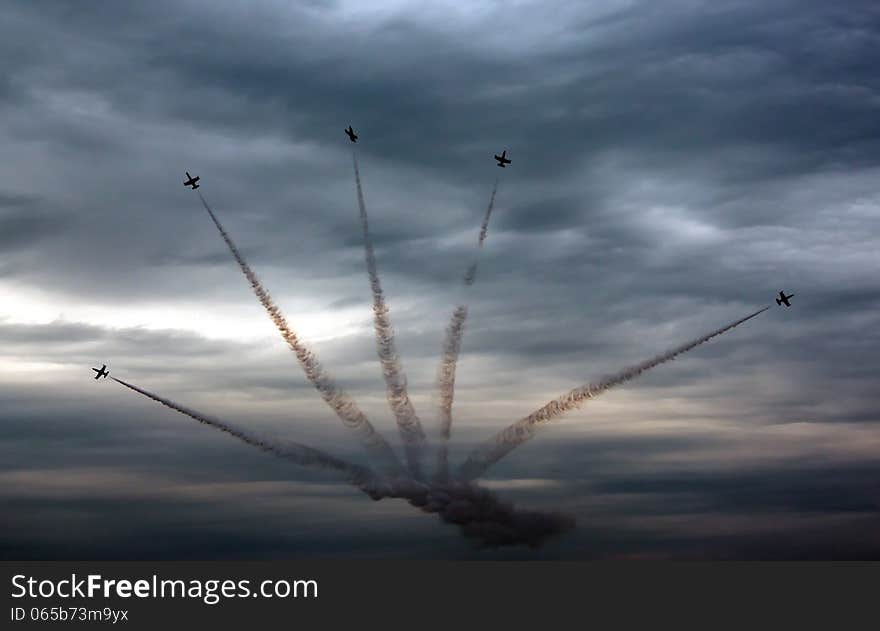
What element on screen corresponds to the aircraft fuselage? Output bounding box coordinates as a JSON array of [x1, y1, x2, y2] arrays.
[[776, 291, 794, 307]]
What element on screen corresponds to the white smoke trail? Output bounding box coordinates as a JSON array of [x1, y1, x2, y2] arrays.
[[458, 306, 770, 480], [196, 192, 404, 478], [352, 154, 426, 478], [435, 180, 500, 481], [111, 377, 382, 494]]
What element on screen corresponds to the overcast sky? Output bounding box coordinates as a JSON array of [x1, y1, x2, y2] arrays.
[[2, 0, 879, 559]]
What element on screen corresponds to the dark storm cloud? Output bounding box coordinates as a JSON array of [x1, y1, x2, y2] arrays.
[[180, 1, 878, 182], [0, 192, 69, 253], [10, 0, 878, 184], [1, 0, 879, 558], [0, 192, 38, 209], [2, 0, 877, 302], [593, 464, 880, 515]]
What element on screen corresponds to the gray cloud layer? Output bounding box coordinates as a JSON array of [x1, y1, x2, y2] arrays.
[[1, 0, 879, 558]]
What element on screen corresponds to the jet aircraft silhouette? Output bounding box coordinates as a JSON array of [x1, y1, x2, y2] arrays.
[[776, 291, 794, 307], [183, 171, 200, 189]]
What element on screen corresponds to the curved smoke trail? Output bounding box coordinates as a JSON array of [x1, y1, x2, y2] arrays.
[[113, 376, 571, 545], [435, 180, 499, 481], [196, 192, 404, 478], [111, 377, 382, 494], [458, 306, 770, 480], [352, 154, 426, 478]]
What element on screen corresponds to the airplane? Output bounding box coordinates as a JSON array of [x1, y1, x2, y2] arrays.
[[776, 291, 794, 307], [494, 150, 511, 167], [91, 364, 110, 380], [183, 171, 200, 189], [345, 126, 358, 143]]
